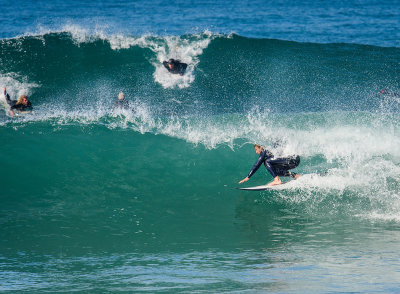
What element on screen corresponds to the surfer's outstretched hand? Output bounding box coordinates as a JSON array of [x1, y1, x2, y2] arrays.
[[239, 177, 249, 184]]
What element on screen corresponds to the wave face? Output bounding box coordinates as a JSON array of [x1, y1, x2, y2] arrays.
[[1, 31, 400, 257], [1, 32, 399, 107]]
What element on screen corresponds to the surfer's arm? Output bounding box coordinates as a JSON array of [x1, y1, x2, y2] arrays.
[[163, 61, 169, 71], [239, 176, 249, 184], [2, 87, 12, 106], [178, 63, 187, 75], [3, 87, 15, 116], [239, 151, 266, 184], [9, 104, 18, 116], [248, 151, 268, 177], [239, 157, 263, 184]]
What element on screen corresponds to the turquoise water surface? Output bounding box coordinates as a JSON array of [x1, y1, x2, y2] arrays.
[[1, 0, 400, 292]]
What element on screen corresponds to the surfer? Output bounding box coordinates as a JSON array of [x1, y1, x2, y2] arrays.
[[239, 144, 301, 186], [379, 89, 400, 98], [162, 59, 187, 76], [2, 87, 33, 116], [114, 92, 129, 109]]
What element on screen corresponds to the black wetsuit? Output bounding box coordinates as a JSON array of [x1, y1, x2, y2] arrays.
[[247, 149, 300, 179], [113, 99, 129, 109], [163, 59, 188, 75], [3, 90, 33, 112]]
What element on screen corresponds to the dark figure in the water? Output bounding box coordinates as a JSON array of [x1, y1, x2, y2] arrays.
[[2, 87, 33, 116], [379, 89, 400, 98], [163, 59, 187, 76], [239, 144, 301, 186], [113, 92, 129, 109]]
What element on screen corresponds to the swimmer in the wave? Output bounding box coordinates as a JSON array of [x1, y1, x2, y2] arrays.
[[114, 92, 129, 108], [239, 144, 301, 186], [162, 59, 187, 76], [379, 89, 400, 98], [2, 87, 33, 116], [113, 91, 134, 112]]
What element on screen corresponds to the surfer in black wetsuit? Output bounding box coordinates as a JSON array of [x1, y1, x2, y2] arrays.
[[239, 144, 301, 186], [2, 87, 33, 116], [162, 59, 187, 76], [113, 92, 131, 110]]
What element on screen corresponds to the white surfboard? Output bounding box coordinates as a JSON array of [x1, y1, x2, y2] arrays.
[[236, 181, 292, 191], [236, 185, 276, 191]]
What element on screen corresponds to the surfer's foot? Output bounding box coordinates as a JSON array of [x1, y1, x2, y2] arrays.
[[294, 174, 302, 180], [267, 177, 282, 186]]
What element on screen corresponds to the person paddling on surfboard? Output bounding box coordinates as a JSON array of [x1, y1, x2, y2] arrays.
[[162, 59, 187, 76], [2, 87, 33, 116], [239, 144, 301, 186]]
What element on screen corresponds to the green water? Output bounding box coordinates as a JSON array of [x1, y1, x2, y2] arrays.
[[1, 31, 400, 292]]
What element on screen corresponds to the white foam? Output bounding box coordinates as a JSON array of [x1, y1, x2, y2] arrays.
[[6, 24, 217, 90], [0, 73, 39, 112], [144, 32, 214, 88], [27, 24, 215, 88], [361, 212, 400, 222], [154, 115, 244, 149]]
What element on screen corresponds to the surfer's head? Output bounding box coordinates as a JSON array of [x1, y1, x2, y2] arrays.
[[254, 144, 263, 154], [118, 92, 125, 101], [167, 59, 176, 69], [17, 95, 29, 106]]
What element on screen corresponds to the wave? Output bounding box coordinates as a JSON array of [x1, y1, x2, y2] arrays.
[[1, 28, 399, 99], [2, 107, 400, 220], [1, 29, 400, 223]]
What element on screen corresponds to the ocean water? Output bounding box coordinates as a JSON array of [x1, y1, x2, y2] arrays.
[[1, 0, 400, 293]]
